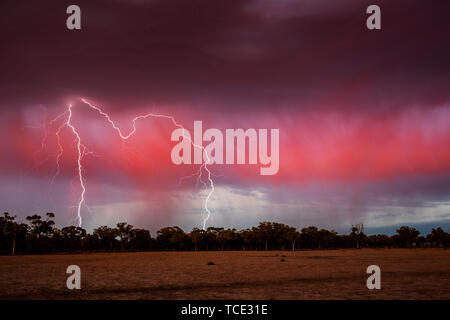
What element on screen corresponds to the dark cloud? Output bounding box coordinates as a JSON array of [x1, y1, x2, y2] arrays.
[[1, 0, 449, 111], [1, 0, 449, 229]]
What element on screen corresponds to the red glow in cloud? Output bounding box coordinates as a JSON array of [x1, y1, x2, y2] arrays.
[[1, 97, 449, 229], [4, 101, 450, 186], [279, 106, 450, 182]]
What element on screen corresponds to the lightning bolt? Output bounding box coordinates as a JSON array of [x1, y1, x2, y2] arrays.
[[40, 98, 214, 229], [66, 104, 89, 227]]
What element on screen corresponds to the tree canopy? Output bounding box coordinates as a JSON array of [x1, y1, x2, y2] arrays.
[[0, 212, 448, 255]]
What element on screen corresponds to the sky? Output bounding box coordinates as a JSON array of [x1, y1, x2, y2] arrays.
[[1, 0, 450, 235]]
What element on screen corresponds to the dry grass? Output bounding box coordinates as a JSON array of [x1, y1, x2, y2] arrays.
[[0, 249, 449, 299]]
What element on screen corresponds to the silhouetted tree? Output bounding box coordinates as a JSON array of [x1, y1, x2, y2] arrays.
[[272, 223, 295, 250], [205, 227, 222, 250], [427, 227, 448, 248], [117, 222, 134, 251], [286, 229, 300, 251], [367, 234, 392, 248], [1, 213, 20, 255], [94, 226, 118, 251], [61, 226, 86, 252], [2, 210, 449, 254], [253, 222, 276, 250], [350, 224, 365, 249], [218, 228, 236, 251], [25, 213, 55, 252], [129, 228, 151, 251], [26, 213, 55, 238], [318, 229, 339, 249], [239, 229, 254, 250], [156, 226, 188, 250], [189, 228, 204, 251], [85, 233, 101, 251], [394, 226, 420, 248], [301, 226, 320, 249]]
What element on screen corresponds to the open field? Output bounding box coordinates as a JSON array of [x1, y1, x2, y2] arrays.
[[0, 249, 449, 299]]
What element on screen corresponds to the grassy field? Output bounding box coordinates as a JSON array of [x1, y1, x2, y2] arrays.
[[0, 249, 449, 299]]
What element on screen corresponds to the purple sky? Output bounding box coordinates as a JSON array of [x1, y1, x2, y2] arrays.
[[1, 0, 450, 234]]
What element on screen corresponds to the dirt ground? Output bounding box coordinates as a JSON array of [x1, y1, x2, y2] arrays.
[[0, 249, 449, 299]]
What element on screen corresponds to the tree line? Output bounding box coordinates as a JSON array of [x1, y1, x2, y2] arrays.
[[1, 212, 449, 255]]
